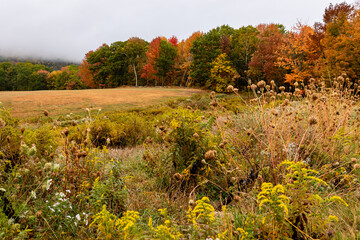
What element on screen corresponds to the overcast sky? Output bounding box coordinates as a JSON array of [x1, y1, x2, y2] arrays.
[[0, 0, 355, 62]]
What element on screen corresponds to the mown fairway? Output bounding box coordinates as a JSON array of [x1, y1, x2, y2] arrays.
[[0, 87, 203, 117]]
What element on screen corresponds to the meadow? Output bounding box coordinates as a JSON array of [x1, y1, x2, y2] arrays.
[[1, 80, 360, 239], [0, 87, 203, 117]]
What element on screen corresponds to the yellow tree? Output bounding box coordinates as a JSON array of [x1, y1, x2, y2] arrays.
[[322, 7, 360, 80], [209, 53, 235, 92], [276, 23, 321, 84]]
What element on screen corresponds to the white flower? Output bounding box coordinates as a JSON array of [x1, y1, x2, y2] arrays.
[[66, 189, 71, 193], [48, 207, 55, 212], [30, 190, 36, 199], [45, 179, 53, 190], [59, 192, 65, 198], [8, 218, 14, 225], [75, 214, 81, 221]]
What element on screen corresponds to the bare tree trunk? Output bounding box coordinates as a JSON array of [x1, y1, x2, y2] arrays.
[[132, 63, 138, 87]]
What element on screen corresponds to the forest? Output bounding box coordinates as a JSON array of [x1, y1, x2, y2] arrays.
[[0, 2, 359, 92]]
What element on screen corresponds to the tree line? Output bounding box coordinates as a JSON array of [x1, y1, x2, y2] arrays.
[[1, 2, 359, 92]]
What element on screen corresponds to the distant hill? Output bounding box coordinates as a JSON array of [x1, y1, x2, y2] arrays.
[[0, 56, 80, 70]]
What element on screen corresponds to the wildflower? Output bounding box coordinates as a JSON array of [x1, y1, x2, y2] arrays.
[[106, 138, 111, 145], [30, 190, 37, 199], [76, 214, 81, 221], [44, 179, 53, 191]]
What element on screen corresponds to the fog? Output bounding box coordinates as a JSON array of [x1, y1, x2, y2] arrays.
[[0, 0, 353, 62]]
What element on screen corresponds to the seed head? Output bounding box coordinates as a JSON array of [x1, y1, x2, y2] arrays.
[[227, 85, 234, 92], [279, 86, 286, 92], [308, 116, 318, 125], [210, 91, 216, 99], [257, 80, 266, 89], [43, 110, 49, 117], [63, 127, 70, 136], [193, 132, 199, 140], [21, 127, 25, 133], [354, 164, 360, 170], [205, 150, 216, 160], [311, 93, 319, 101], [173, 173, 183, 181], [250, 84, 257, 91], [0, 118, 5, 129]]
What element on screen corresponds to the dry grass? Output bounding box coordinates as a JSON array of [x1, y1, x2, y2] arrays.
[[0, 87, 204, 117]]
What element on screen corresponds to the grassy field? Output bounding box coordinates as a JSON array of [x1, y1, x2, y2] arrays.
[[0, 87, 204, 117]]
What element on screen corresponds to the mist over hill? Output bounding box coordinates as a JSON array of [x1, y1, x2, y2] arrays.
[[0, 55, 79, 70]]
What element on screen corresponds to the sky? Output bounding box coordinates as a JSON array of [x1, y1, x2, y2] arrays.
[[0, 0, 355, 62]]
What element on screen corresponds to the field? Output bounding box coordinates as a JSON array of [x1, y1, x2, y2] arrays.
[[1, 82, 360, 239], [0, 87, 204, 117]]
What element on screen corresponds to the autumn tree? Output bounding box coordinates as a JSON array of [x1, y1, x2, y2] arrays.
[[321, 2, 359, 80], [178, 31, 202, 86], [248, 24, 286, 84], [276, 23, 322, 84], [190, 25, 234, 88], [141, 37, 165, 86], [78, 58, 96, 88], [209, 53, 236, 92]]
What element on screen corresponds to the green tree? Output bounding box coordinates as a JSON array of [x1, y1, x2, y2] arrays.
[[124, 37, 148, 87], [156, 40, 177, 86], [190, 25, 234, 88], [231, 26, 259, 87]]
